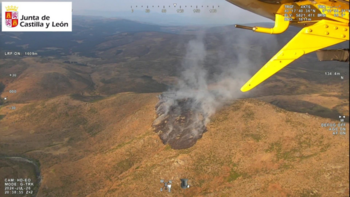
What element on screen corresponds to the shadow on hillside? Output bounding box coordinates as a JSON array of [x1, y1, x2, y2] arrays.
[[268, 99, 349, 122], [70, 94, 104, 102]]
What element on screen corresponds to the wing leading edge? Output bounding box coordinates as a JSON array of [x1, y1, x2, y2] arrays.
[[227, 0, 349, 92]]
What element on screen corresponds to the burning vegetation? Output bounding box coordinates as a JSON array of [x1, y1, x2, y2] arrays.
[[152, 93, 207, 149]]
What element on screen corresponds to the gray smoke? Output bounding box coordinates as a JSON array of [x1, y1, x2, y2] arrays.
[[153, 30, 259, 149]]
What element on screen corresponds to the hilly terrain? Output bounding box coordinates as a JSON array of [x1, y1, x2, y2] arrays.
[[0, 93, 348, 196], [0, 16, 348, 196]]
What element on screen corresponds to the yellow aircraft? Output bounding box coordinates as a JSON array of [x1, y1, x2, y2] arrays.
[[227, 0, 349, 92]]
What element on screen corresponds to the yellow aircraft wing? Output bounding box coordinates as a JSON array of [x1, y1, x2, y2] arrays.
[[227, 0, 349, 92]]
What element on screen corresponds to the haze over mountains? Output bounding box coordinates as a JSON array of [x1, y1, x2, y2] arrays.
[[0, 16, 349, 196], [0, 2, 271, 26]]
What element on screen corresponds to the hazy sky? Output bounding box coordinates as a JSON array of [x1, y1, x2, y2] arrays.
[[1, 0, 271, 25]]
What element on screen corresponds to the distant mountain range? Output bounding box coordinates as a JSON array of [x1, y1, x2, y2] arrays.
[[0, 3, 269, 27]]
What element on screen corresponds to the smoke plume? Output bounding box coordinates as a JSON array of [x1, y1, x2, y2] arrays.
[[153, 30, 257, 149]]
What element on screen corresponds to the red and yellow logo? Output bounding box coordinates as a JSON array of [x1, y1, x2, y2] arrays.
[[5, 6, 19, 28]]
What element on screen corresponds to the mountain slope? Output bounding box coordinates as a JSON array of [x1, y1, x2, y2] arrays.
[[0, 93, 348, 196]]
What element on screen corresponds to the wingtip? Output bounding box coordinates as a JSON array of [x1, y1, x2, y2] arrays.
[[240, 84, 251, 92]]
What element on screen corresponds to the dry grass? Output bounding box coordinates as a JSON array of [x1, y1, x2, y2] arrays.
[[0, 93, 348, 197]]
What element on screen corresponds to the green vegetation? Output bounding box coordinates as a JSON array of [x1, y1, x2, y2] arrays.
[[177, 147, 193, 154], [19, 103, 36, 113], [265, 142, 300, 161], [73, 116, 88, 126], [85, 123, 101, 136], [228, 168, 242, 182], [198, 179, 206, 187], [265, 142, 282, 153], [281, 163, 293, 170], [88, 107, 98, 114], [242, 107, 255, 120], [277, 149, 298, 161], [266, 139, 317, 162], [105, 132, 153, 154], [164, 144, 172, 150], [320, 143, 330, 152], [70, 94, 104, 103], [106, 188, 119, 194], [114, 159, 134, 175], [297, 136, 312, 148], [300, 153, 318, 161], [227, 165, 249, 182], [67, 137, 75, 144], [244, 133, 262, 142], [231, 101, 243, 111], [285, 118, 306, 127], [311, 105, 328, 113]]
